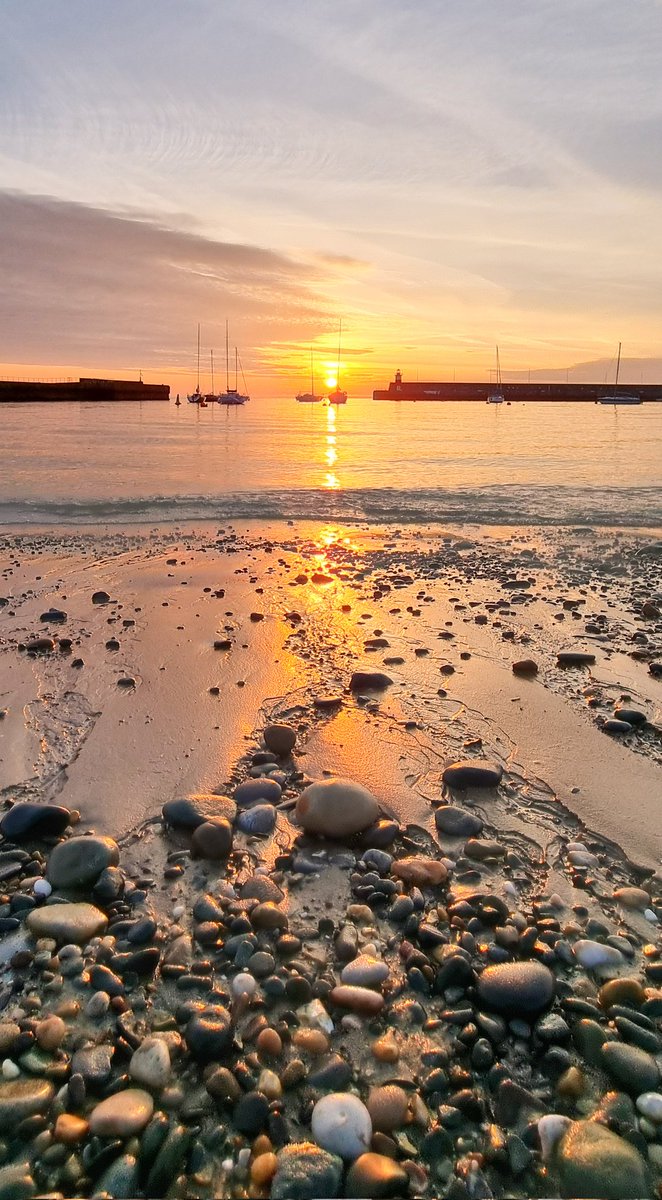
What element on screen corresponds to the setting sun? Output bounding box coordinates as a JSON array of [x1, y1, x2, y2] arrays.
[[325, 374, 337, 389]]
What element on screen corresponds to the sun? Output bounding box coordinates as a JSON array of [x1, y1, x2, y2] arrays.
[[325, 374, 337, 389]]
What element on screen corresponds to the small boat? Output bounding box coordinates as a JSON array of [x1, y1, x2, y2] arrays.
[[218, 321, 249, 405], [327, 319, 347, 405], [487, 346, 505, 403], [599, 343, 642, 404], [187, 324, 206, 403], [296, 347, 323, 403], [175, 394, 181, 407]]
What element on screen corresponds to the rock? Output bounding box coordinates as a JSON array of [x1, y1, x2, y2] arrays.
[[340, 955, 389, 988], [642, 601, 661, 619], [71, 1045, 113, 1088], [391, 856, 447, 886], [264, 723, 297, 756], [599, 977, 646, 1009], [237, 804, 277, 835], [88, 1088, 154, 1136], [512, 659, 539, 677], [345, 1153, 410, 1198], [637, 1093, 662, 1123], [0, 1078, 54, 1129], [311, 1092, 373, 1160], [94, 1153, 139, 1199], [613, 887, 651, 911], [434, 806, 484, 837], [0, 802, 70, 840], [26, 902, 107, 943], [366, 1085, 409, 1132], [185, 1006, 233, 1061], [129, 1037, 171, 1089], [191, 817, 233, 859], [0, 1163, 35, 1200], [162, 793, 236, 829], [573, 940, 625, 974], [251, 901, 288, 930], [271, 1142, 343, 1200], [556, 1119, 652, 1199], [329, 986, 385, 1016], [464, 838, 505, 860], [349, 671, 393, 692], [46, 835, 119, 888], [36, 1015, 66, 1051], [234, 778, 282, 808], [442, 760, 503, 788], [478, 962, 555, 1016], [241, 875, 284, 904], [296, 778, 380, 838], [234, 1090, 270, 1135], [24, 637, 55, 653], [557, 651, 596, 666], [613, 708, 647, 726], [604, 718, 633, 734], [600, 1041, 660, 1095], [308, 1054, 352, 1090], [92, 590, 111, 604]]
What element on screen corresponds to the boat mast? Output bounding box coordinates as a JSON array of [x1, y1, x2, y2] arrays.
[[196, 323, 201, 392], [310, 346, 314, 395], [336, 320, 342, 390], [210, 350, 214, 394], [496, 345, 501, 390], [225, 321, 230, 392], [615, 341, 622, 388], [235, 347, 239, 391]]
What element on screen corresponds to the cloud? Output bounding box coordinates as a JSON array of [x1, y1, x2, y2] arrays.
[[0, 191, 331, 369]]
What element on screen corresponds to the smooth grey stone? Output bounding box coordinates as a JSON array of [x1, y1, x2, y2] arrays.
[[46, 835, 119, 888], [442, 760, 503, 789], [237, 804, 277, 835], [600, 1041, 660, 1096], [556, 1119, 652, 1199], [477, 961, 554, 1016], [234, 778, 282, 808], [271, 1142, 343, 1200], [0, 803, 70, 840]]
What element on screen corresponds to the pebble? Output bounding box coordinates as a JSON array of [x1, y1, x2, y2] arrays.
[[129, 1037, 171, 1089], [271, 1142, 343, 1200], [46, 835, 119, 888], [296, 778, 380, 837], [637, 1093, 662, 1123], [600, 1041, 660, 1096], [0, 1078, 55, 1128], [366, 1084, 409, 1132], [237, 804, 277, 835], [191, 817, 233, 859], [234, 778, 282, 807], [345, 1152, 410, 1198], [391, 856, 447, 886], [0, 802, 70, 840], [329, 985, 385, 1015], [162, 792, 236, 828], [613, 886, 651, 910], [340, 955, 389, 988], [35, 1015, 66, 1051], [573, 939, 625, 973], [311, 1092, 373, 1159], [88, 1088, 154, 1136], [185, 1006, 233, 1060], [442, 760, 504, 788], [434, 806, 484, 837], [349, 671, 393, 691], [264, 723, 297, 756], [26, 902, 107, 944], [556, 1119, 651, 1199], [477, 961, 555, 1016]]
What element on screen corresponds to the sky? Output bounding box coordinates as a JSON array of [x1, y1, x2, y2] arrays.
[[1, 0, 661, 396]]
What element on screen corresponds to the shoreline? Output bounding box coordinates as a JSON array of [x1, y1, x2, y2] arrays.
[[0, 520, 661, 1198]]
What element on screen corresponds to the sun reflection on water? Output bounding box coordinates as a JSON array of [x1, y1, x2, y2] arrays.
[[323, 404, 339, 488]]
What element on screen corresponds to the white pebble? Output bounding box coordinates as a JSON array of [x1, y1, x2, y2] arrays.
[[645, 909, 659, 923], [637, 1093, 662, 1123], [567, 841, 587, 853], [573, 939, 624, 971], [237, 1148, 251, 1169], [172, 904, 185, 920], [311, 1092, 372, 1160], [2, 1060, 20, 1080], [504, 881, 518, 897], [231, 972, 258, 998], [298, 998, 334, 1035], [538, 1114, 571, 1161], [258, 1068, 282, 1099], [221, 1158, 234, 1173], [33, 879, 52, 898]]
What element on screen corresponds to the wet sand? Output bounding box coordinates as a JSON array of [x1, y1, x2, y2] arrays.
[[0, 520, 661, 1198]]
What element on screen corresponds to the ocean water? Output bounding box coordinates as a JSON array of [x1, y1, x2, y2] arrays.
[[2, 396, 662, 528]]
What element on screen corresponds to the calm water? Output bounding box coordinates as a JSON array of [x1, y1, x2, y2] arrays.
[[2, 398, 662, 527]]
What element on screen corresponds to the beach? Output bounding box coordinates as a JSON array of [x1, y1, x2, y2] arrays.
[[0, 517, 661, 1197]]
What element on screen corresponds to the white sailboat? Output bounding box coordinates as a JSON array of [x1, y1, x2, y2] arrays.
[[296, 347, 323, 403], [599, 343, 642, 405], [327, 319, 347, 405], [218, 321, 250, 406], [487, 346, 505, 403]]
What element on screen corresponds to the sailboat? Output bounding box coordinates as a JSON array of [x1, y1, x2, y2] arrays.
[[296, 347, 323, 403], [204, 350, 218, 403], [487, 346, 505, 403], [327, 319, 348, 405], [218, 321, 250, 406], [187, 324, 205, 403], [599, 343, 642, 405]]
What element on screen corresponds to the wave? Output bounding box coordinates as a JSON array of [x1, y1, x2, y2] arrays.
[[2, 485, 662, 529]]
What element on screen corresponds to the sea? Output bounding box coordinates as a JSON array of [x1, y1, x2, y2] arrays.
[[2, 397, 662, 530]]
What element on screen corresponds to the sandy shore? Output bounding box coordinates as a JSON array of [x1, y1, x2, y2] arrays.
[[0, 519, 661, 1198]]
